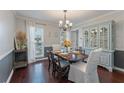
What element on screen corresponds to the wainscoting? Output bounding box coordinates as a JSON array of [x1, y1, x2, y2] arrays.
[[114, 50, 124, 69], [44, 47, 53, 57], [0, 50, 14, 83], [1, 49, 124, 83]]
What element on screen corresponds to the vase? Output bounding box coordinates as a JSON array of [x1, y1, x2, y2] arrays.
[[68, 47, 71, 53], [65, 47, 68, 53], [65, 47, 70, 53]]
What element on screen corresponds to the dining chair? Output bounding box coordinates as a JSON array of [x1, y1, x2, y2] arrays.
[[54, 57, 70, 79], [68, 48, 103, 83], [47, 51, 58, 77], [47, 51, 52, 71]]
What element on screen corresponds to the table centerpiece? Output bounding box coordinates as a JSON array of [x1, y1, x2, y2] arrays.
[[63, 39, 72, 53]]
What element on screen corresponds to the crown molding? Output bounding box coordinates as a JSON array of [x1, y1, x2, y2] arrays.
[[74, 10, 123, 28], [16, 15, 58, 26]]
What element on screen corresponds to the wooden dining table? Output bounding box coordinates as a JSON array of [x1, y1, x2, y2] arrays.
[[53, 50, 88, 63]]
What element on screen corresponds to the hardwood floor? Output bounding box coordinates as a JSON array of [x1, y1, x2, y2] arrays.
[[10, 60, 124, 83], [98, 66, 124, 83]]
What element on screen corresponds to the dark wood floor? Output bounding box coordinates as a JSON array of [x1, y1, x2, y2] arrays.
[[10, 60, 124, 83]]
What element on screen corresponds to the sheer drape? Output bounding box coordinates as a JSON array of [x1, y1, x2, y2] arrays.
[[26, 20, 36, 63]]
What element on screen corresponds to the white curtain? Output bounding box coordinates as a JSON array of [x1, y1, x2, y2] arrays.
[[26, 20, 36, 63]]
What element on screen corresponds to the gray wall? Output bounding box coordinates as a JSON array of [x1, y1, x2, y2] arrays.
[[114, 50, 124, 68], [0, 51, 14, 83], [0, 10, 15, 83], [0, 10, 15, 56]]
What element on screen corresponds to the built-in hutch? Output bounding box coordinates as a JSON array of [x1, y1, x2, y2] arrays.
[[74, 21, 114, 72]]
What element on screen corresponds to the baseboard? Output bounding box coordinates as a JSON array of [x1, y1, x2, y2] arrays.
[[35, 57, 48, 62], [6, 69, 14, 83], [114, 67, 124, 72], [40, 57, 48, 60], [28, 57, 48, 64]]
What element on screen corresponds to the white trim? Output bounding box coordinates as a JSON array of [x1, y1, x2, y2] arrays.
[[28, 57, 48, 64], [114, 67, 124, 72], [6, 69, 14, 83], [0, 49, 14, 61], [115, 49, 124, 51], [28, 61, 34, 64], [40, 57, 48, 60], [16, 15, 58, 26], [74, 11, 122, 28]]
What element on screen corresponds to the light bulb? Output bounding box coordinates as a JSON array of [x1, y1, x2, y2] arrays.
[[91, 31, 94, 33], [66, 20, 69, 24], [59, 20, 63, 27], [59, 20, 63, 24], [100, 30, 102, 32], [69, 23, 72, 26]]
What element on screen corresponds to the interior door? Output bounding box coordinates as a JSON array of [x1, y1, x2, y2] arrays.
[[71, 30, 78, 50], [34, 26, 44, 60]]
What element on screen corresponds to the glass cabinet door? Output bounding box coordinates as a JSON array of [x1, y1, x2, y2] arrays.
[[99, 24, 109, 49], [90, 27, 98, 48], [83, 29, 89, 48], [82, 22, 111, 50]]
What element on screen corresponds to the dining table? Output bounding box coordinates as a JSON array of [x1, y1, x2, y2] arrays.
[[52, 50, 88, 63]]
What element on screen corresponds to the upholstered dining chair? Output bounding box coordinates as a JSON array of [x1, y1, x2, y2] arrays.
[[68, 48, 103, 83], [48, 51, 52, 71], [54, 57, 70, 79], [47, 51, 58, 76]]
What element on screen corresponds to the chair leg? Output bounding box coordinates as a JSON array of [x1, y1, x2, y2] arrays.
[[62, 66, 70, 79], [52, 63, 56, 77], [48, 61, 50, 71]]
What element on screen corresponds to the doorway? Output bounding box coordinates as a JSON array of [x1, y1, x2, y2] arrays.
[[34, 25, 44, 60], [71, 30, 78, 50], [27, 24, 44, 63]]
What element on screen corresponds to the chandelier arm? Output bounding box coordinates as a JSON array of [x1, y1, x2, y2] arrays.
[[59, 10, 72, 31]]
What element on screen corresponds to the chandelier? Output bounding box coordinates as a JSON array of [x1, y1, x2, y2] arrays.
[[59, 10, 72, 31]]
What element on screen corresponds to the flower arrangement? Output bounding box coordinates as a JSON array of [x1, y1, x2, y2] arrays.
[[15, 31, 27, 50], [63, 39, 72, 47]]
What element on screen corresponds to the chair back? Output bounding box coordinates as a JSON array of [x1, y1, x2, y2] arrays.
[[48, 52, 56, 63], [48, 52, 51, 63], [52, 44, 60, 51], [86, 48, 103, 74]]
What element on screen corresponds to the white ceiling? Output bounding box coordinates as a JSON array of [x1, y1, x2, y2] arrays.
[[15, 10, 115, 24]]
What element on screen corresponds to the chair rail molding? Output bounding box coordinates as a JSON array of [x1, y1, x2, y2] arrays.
[[0, 48, 14, 61]]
